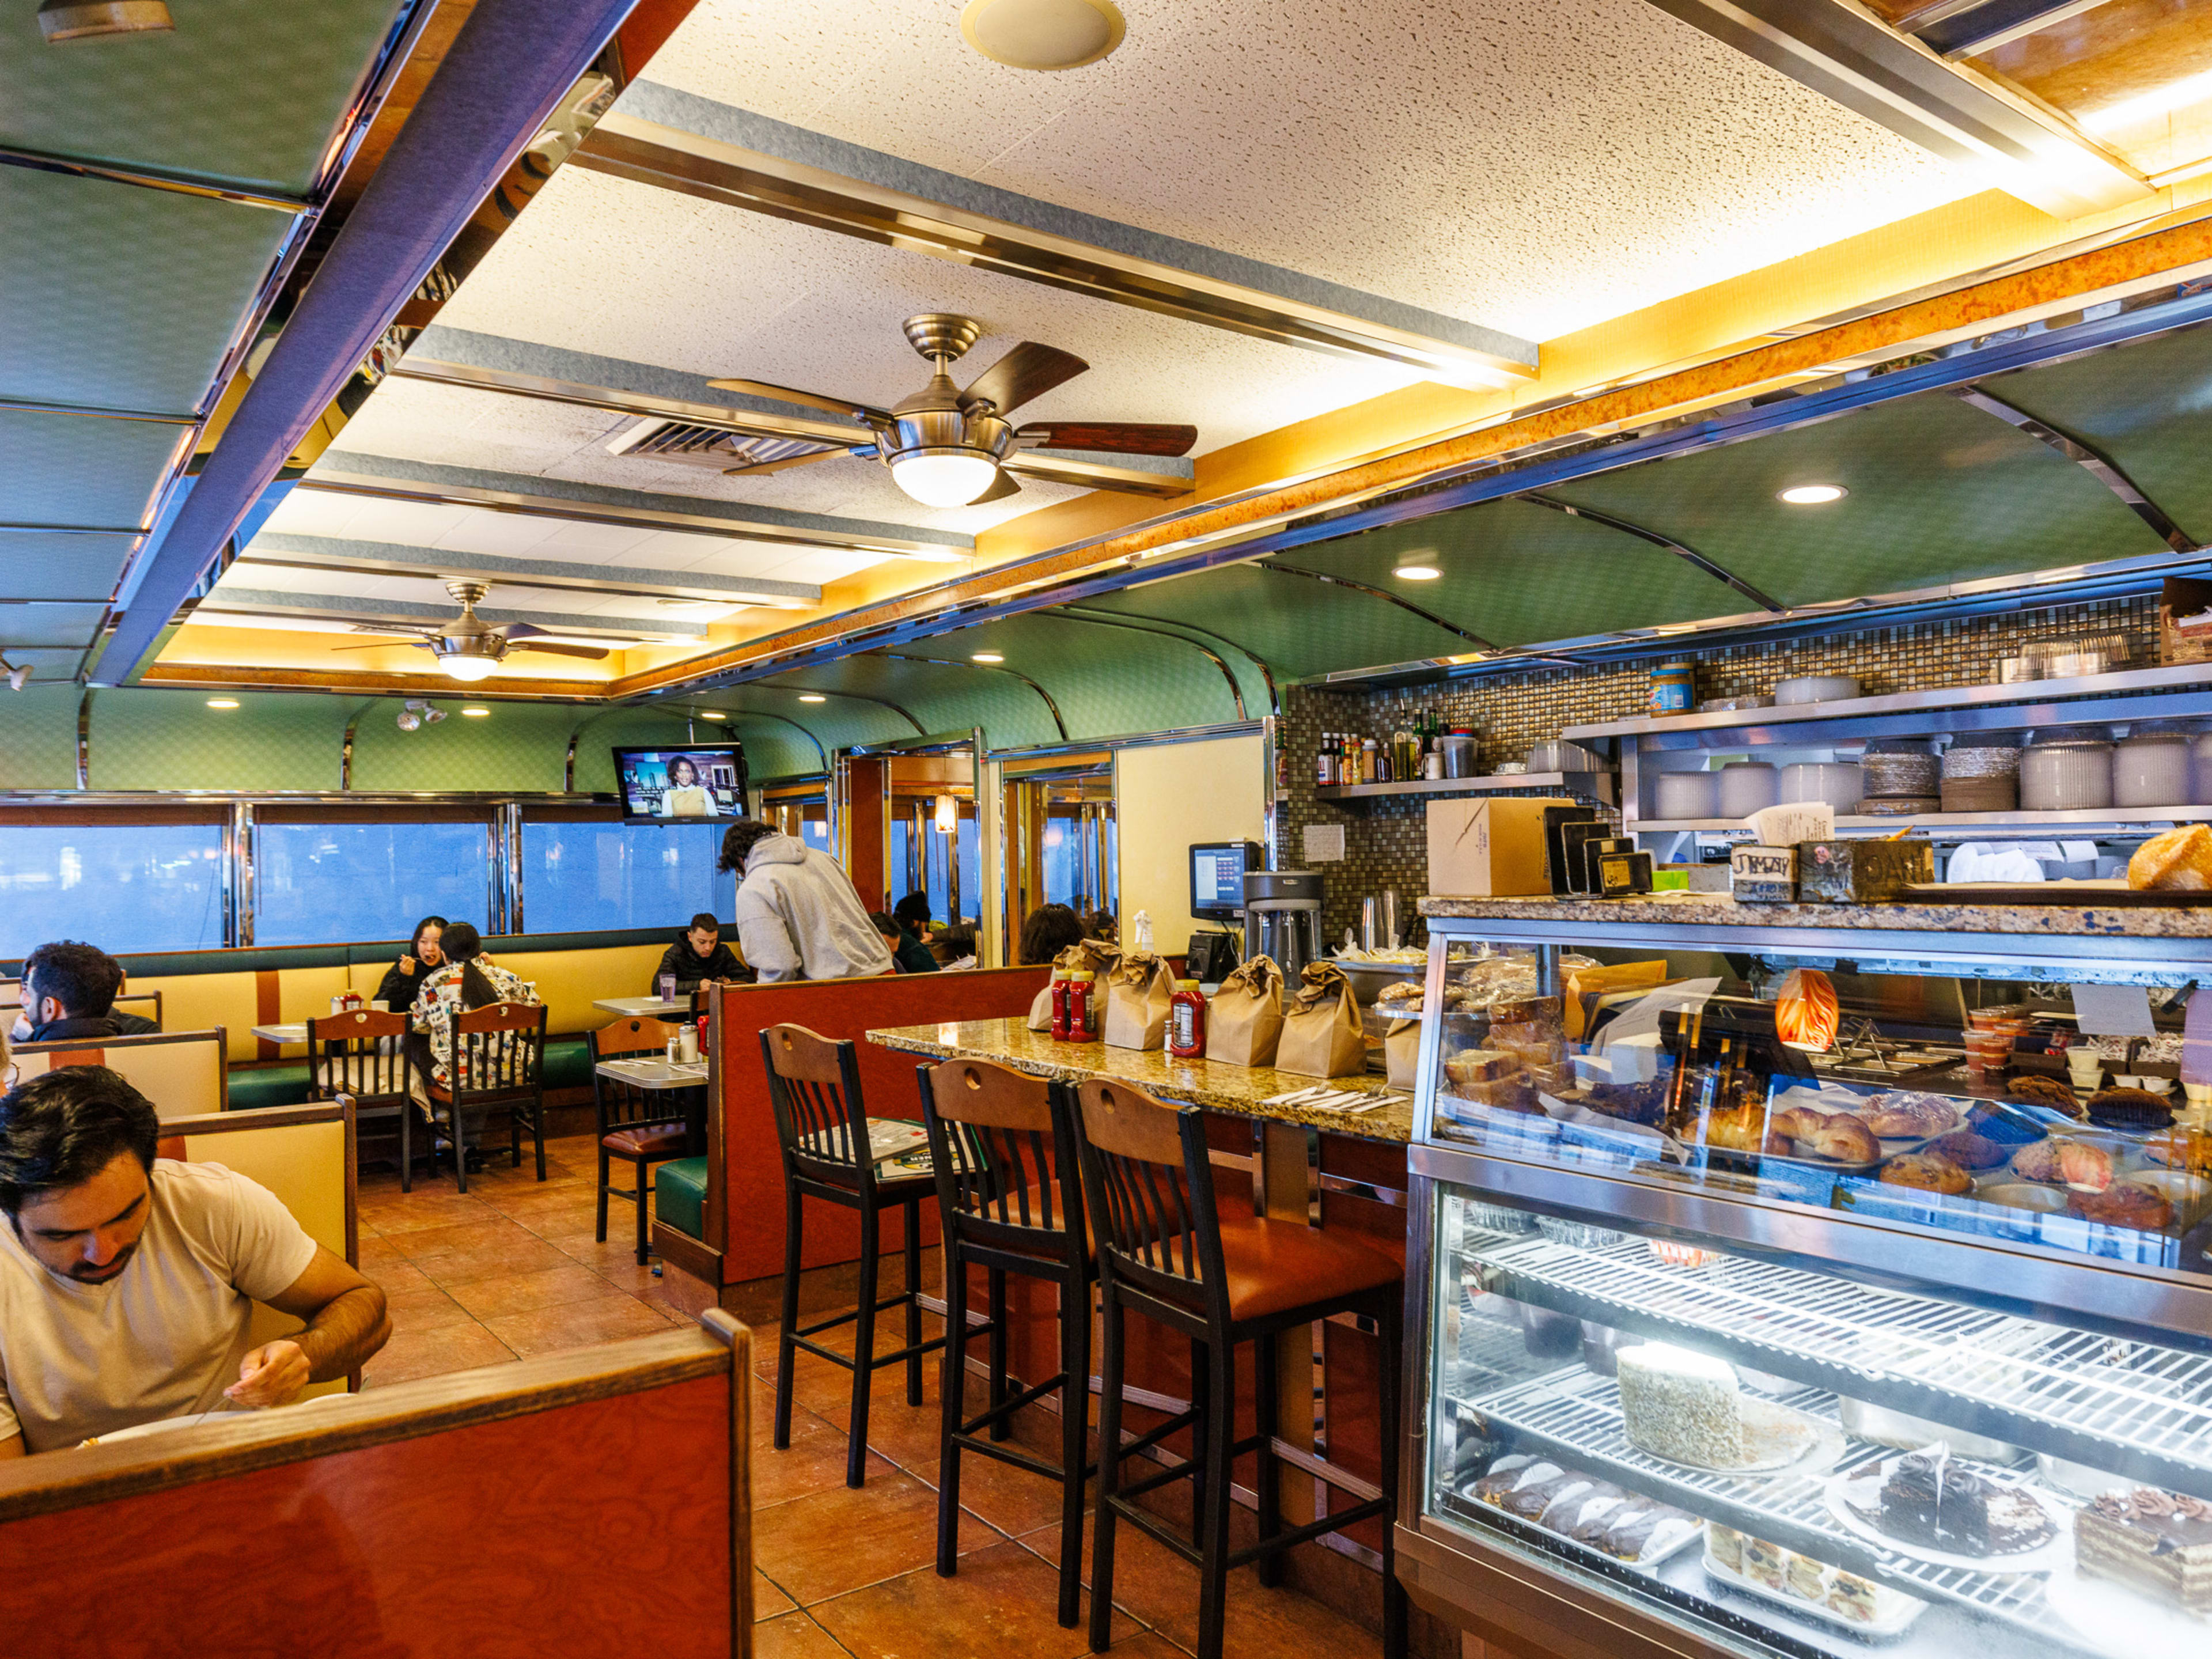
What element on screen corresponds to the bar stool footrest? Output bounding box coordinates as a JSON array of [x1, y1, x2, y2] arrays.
[[1267, 1434, 1384, 1504], [958, 1369, 1066, 1437], [951, 1434, 1085, 1486], [1225, 1497, 1388, 1570]]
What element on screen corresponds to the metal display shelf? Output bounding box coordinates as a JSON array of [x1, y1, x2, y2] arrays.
[[1316, 770, 1614, 804], [1464, 1229, 2212, 1502], [1562, 664, 2212, 743], [1463, 1370, 2062, 1643], [1637, 805, 2211, 836]]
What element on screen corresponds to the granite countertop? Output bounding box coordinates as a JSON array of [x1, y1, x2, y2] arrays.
[[1417, 893, 2212, 938], [866, 1018, 1414, 1145]]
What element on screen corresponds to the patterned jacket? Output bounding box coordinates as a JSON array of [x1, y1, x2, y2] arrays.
[[411, 957, 537, 1089]]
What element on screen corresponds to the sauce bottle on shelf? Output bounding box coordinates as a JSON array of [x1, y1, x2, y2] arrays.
[[1169, 979, 1208, 1059], [1048, 969, 1070, 1040]]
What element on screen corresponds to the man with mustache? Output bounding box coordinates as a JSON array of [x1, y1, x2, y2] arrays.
[[0, 1063, 389, 1456]]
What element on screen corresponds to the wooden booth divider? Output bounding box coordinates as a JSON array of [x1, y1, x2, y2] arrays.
[[657, 967, 1051, 1305], [0, 1317, 757, 1657]]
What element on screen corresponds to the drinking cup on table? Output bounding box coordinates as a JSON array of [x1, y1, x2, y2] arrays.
[[2067, 1050, 2104, 1090], [658, 974, 677, 1002]]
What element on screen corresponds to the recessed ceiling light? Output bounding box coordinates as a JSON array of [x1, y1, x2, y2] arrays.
[[1393, 564, 1442, 581], [460, 707, 490, 717], [39, 1, 173, 44], [961, 0, 1124, 71], [204, 698, 238, 709], [1778, 484, 1847, 505], [699, 710, 727, 720], [798, 694, 827, 703]]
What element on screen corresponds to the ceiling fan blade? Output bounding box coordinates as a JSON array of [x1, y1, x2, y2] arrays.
[[1017, 422, 1197, 457], [971, 469, 1022, 505], [332, 639, 433, 653], [722, 448, 846, 478], [1002, 450, 1192, 499], [958, 342, 1088, 416], [344, 624, 437, 641], [511, 641, 612, 661], [707, 377, 887, 424]]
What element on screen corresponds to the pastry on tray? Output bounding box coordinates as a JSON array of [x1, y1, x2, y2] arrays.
[[1869, 1446, 2056, 1555], [1879, 1152, 1972, 1195], [2010, 1138, 2112, 1190], [1826, 1569, 1885, 1624], [1965, 1101, 2051, 1144], [1707, 1523, 1745, 1571], [1770, 1107, 1881, 1162], [1923, 1130, 2010, 1171], [2005, 1074, 2084, 1119], [1864, 1094, 1958, 1138], [2065, 1183, 2176, 1232], [1594, 1499, 1701, 1564], [1743, 1535, 1787, 1590], [2074, 1487, 2212, 1613], [2086, 1086, 2178, 1131], [2128, 823, 2212, 891], [1702, 1108, 1787, 1156]]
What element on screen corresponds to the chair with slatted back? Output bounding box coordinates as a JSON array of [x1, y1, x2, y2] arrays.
[[591, 1016, 695, 1264], [424, 1001, 548, 1192], [918, 1057, 1095, 1627], [1072, 1076, 1407, 1659], [762, 1022, 945, 1489], [306, 1007, 423, 1190]]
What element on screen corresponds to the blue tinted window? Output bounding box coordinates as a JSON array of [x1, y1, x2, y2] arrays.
[[0, 824, 226, 957], [255, 822, 491, 947], [521, 820, 733, 933]]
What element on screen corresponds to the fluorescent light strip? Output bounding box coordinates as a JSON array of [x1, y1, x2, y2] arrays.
[[2081, 68, 2212, 135]]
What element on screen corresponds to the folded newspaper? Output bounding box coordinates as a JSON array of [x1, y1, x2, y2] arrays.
[[803, 1119, 929, 1165]]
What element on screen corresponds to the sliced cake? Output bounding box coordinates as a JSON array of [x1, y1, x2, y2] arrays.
[[1617, 1343, 1746, 1467], [2075, 1487, 2212, 1613]]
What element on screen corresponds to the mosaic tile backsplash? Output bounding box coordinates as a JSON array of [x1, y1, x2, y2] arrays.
[[1278, 595, 2159, 944]]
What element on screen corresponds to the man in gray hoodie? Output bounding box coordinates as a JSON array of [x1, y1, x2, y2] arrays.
[[718, 820, 896, 983]]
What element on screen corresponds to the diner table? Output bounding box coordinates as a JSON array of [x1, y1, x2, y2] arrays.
[[594, 1055, 712, 1154], [593, 995, 693, 1018], [251, 1022, 309, 1046]]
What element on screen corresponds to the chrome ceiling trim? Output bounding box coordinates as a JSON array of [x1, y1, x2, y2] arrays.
[[0, 396, 196, 425], [869, 652, 1069, 742], [1919, 0, 2115, 59], [677, 680, 928, 737], [392, 356, 870, 448], [1519, 494, 1787, 613], [1950, 384, 2198, 553], [573, 109, 1536, 388], [984, 720, 1263, 762], [667, 703, 831, 770], [1639, 0, 2149, 218], [1044, 611, 1248, 719], [0, 143, 310, 214], [1054, 603, 1279, 718], [193, 589, 708, 642], [237, 533, 824, 609], [1252, 560, 1499, 652], [295, 468, 966, 561], [0, 523, 145, 536]]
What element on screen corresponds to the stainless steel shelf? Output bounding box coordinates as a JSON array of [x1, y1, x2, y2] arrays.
[[1563, 665, 2212, 742], [1317, 771, 1613, 802], [1465, 1229, 2212, 1502], [1634, 806, 2210, 836], [1463, 1369, 2059, 1641]]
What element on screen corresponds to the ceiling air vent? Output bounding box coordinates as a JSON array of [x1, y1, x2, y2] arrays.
[[605, 417, 836, 474]]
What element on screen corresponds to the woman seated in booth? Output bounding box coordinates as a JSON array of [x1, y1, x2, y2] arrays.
[[373, 915, 446, 1016], [409, 923, 537, 1090]]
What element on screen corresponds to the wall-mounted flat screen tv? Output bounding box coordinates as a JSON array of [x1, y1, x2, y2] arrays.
[[613, 744, 749, 824]]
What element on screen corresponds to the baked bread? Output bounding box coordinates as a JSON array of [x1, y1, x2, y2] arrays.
[[2066, 1184, 2176, 1232], [2006, 1074, 2084, 1119], [1925, 1130, 2010, 1171], [2086, 1086, 2177, 1130], [1880, 1153, 1972, 1195], [2129, 823, 2212, 892], [1865, 1096, 1957, 1137], [1809, 1112, 1882, 1162], [1705, 1109, 1787, 1154], [1376, 980, 1425, 1005]]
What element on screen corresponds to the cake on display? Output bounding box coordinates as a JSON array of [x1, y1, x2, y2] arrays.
[[2074, 1487, 2212, 1613], [1869, 1446, 2056, 1555], [1618, 1343, 1748, 1467]]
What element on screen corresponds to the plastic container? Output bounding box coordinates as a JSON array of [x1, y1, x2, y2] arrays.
[[658, 974, 678, 1002], [2019, 737, 2113, 810], [1717, 762, 1780, 818], [1774, 673, 1859, 705], [1649, 661, 1694, 715], [1653, 770, 1720, 820], [1779, 760, 1862, 813], [1169, 979, 1207, 1058], [2115, 729, 2191, 807], [1440, 730, 1478, 779]]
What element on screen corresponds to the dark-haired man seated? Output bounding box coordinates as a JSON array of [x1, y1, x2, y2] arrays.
[[9, 940, 156, 1041], [0, 1066, 391, 1456], [652, 913, 749, 995]]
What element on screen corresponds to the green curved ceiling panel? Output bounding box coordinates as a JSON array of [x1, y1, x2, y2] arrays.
[[89, 688, 348, 790], [0, 410, 179, 529], [763, 653, 1062, 750], [0, 684, 85, 789], [1547, 391, 2169, 606], [0, 532, 138, 602], [1978, 323, 2212, 547], [347, 698, 579, 793], [927, 611, 1248, 737], [0, 168, 294, 413], [1083, 563, 1470, 680], [0, 605, 109, 651], [0, 1, 410, 196], [1040, 605, 1277, 718], [671, 687, 914, 757], [1271, 494, 1743, 647]]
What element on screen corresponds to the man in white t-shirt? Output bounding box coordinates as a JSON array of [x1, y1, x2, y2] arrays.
[[0, 1065, 391, 1456]]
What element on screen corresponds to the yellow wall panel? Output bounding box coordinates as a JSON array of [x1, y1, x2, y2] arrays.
[[1113, 735, 1266, 953]]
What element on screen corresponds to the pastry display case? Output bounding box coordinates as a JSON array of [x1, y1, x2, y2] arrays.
[[1397, 908, 2212, 1659]]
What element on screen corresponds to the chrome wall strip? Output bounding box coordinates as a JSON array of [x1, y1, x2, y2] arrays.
[[502, 802, 525, 935], [232, 804, 256, 948], [1519, 494, 1786, 613], [1319, 1172, 1411, 1209], [575, 98, 1536, 387], [1032, 609, 1248, 719], [0, 143, 310, 214], [1253, 561, 1498, 651], [0, 397, 196, 425], [0, 523, 147, 536], [869, 652, 1068, 741], [1951, 384, 2198, 553], [1922, 0, 2113, 58], [74, 691, 91, 790]]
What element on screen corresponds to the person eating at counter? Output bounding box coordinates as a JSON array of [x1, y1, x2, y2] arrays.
[[0, 1060, 390, 1456], [372, 914, 447, 1016], [653, 913, 748, 994], [718, 819, 894, 983]]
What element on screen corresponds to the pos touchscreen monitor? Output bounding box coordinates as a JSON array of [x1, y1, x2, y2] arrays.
[[614, 744, 749, 823], [1189, 840, 1261, 922]]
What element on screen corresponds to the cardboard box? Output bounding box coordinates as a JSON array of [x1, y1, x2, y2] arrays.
[[1730, 844, 1797, 903], [1427, 797, 1577, 896]]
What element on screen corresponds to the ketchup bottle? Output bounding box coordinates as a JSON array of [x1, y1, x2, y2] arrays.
[[1169, 979, 1207, 1059], [1048, 971, 1070, 1040], [1066, 971, 1093, 1041]]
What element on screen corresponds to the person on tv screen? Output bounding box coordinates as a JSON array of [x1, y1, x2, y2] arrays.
[[657, 755, 718, 819]]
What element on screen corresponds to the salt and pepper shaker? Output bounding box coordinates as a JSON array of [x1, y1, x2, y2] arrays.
[[1382, 890, 1399, 951], [1361, 896, 1378, 953]]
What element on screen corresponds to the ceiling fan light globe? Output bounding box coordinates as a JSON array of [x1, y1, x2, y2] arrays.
[[891, 451, 1000, 508], [438, 653, 501, 683], [396, 710, 421, 732], [961, 0, 1123, 71]]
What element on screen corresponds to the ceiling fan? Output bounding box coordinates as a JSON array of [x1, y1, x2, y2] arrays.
[[709, 313, 1196, 508], [338, 581, 614, 681]]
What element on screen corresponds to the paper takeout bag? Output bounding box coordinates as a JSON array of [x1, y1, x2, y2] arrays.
[[1385, 1016, 1423, 1090], [1562, 960, 1671, 1040], [1026, 938, 1123, 1031], [1208, 957, 1285, 1067], [1103, 950, 1175, 1050], [1276, 963, 1368, 1079]]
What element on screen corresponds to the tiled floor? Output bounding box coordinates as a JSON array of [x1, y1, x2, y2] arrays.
[[358, 1134, 1388, 1659]]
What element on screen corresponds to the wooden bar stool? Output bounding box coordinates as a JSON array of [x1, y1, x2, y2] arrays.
[[918, 1057, 1096, 1628], [762, 1023, 945, 1488], [1072, 1077, 1407, 1659], [590, 1016, 695, 1264]]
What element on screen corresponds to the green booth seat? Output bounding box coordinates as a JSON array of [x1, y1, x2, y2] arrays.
[[227, 1063, 313, 1111], [656, 1156, 709, 1241], [544, 1033, 596, 1093]]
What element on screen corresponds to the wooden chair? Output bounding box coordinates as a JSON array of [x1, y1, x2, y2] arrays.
[[1073, 1077, 1407, 1659], [762, 1022, 945, 1488], [306, 1007, 423, 1191], [918, 1058, 1095, 1628], [590, 1016, 695, 1264], [423, 1001, 548, 1192]]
